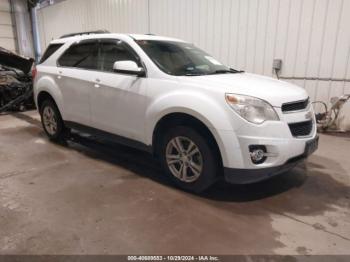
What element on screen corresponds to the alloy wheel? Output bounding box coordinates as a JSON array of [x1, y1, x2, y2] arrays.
[[165, 136, 203, 183], [42, 106, 58, 136]]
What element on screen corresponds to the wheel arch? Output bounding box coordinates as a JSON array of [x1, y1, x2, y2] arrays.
[[152, 112, 225, 171], [37, 91, 57, 111], [35, 75, 64, 118]]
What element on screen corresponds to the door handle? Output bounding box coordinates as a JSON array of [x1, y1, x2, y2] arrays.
[[57, 71, 62, 79], [94, 78, 101, 88]]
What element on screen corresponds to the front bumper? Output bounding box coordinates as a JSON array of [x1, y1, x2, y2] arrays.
[[223, 135, 319, 184]]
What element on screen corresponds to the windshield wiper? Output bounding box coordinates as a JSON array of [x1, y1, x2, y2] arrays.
[[210, 68, 244, 75], [184, 68, 244, 76], [184, 73, 206, 76]]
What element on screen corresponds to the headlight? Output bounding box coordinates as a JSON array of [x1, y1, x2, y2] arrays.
[[225, 93, 279, 124]]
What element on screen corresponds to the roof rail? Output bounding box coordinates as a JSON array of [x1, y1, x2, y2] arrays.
[[59, 30, 110, 39]]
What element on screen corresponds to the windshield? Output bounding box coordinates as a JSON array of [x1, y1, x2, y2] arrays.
[[136, 40, 236, 76]]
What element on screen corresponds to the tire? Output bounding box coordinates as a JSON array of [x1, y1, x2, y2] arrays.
[[159, 126, 219, 193], [39, 99, 68, 142]]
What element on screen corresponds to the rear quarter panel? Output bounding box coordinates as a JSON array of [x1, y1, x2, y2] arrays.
[[34, 65, 65, 118]]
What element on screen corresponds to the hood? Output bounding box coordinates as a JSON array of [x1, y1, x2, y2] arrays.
[[0, 47, 34, 74], [180, 73, 308, 107]]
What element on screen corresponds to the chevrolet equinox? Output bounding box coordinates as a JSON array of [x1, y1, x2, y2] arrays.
[[33, 32, 319, 192]]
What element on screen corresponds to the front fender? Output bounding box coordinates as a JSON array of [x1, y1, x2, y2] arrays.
[[145, 91, 243, 167]]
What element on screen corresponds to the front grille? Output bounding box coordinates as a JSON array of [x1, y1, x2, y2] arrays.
[[288, 120, 313, 137], [282, 98, 309, 113]]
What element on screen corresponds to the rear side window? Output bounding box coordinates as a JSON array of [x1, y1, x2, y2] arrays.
[[39, 43, 63, 63], [58, 41, 99, 70]]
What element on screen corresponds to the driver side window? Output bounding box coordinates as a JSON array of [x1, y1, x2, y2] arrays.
[[98, 40, 140, 72]]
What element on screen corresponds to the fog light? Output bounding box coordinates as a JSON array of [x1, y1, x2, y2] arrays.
[[249, 145, 267, 164], [251, 149, 265, 161]]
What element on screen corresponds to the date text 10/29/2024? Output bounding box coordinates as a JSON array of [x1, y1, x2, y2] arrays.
[[127, 256, 219, 261]]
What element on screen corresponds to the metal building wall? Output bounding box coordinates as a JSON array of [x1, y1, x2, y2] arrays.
[[37, 0, 149, 51], [37, 0, 350, 129], [0, 0, 16, 52]]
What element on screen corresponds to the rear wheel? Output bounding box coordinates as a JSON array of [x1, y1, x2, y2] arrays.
[[40, 99, 68, 141], [159, 126, 219, 193]]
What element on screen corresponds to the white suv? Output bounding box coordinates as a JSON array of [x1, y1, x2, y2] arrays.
[[33, 32, 318, 192]]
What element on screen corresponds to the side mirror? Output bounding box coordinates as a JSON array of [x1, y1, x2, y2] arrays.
[[113, 61, 145, 77]]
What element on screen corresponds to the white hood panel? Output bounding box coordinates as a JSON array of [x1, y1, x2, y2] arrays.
[[180, 73, 309, 107]]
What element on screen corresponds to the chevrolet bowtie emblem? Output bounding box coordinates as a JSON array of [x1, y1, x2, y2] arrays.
[[305, 111, 313, 120]]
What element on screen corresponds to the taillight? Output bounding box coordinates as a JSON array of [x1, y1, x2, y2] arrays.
[[31, 66, 37, 79]]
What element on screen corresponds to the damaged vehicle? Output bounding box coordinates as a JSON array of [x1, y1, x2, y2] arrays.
[[0, 47, 35, 113]]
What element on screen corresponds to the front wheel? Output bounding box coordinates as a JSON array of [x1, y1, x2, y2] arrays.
[[159, 126, 219, 193]]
